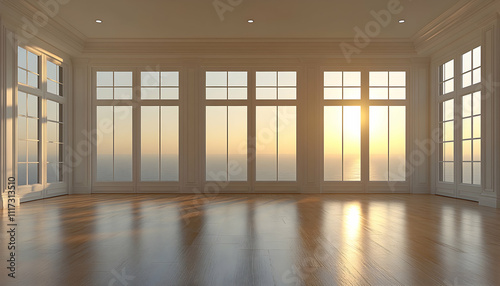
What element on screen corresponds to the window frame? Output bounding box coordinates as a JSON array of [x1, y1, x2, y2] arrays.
[[16, 46, 68, 198], [91, 66, 184, 193], [321, 66, 410, 193]]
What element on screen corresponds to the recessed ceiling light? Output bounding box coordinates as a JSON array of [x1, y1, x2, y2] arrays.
[[95, 19, 103, 24], [248, 19, 254, 23], [398, 19, 405, 24]]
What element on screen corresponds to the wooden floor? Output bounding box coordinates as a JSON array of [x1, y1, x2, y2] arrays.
[[1, 194, 500, 286]]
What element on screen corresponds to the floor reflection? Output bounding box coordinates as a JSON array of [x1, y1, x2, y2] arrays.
[[0, 194, 499, 285]]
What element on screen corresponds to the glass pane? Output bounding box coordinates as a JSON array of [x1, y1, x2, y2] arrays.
[[324, 72, 342, 86], [463, 94, 472, 117], [142, 88, 160, 100], [28, 72, 38, 88], [228, 72, 247, 86], [161, 106, 179, 181], [256, 106, 277, 181], [473, 47, 481, 69], [444, 162, 454, 182], [47, 122, 60, 142], [27, 118, 38, 140], [228, 88, 247, 100], [443, 60, 454, 81], [473, 162, 481, 185], [369, 72, 388, 86], [97, 88, 113, 100], [47, 100, 60, 122], [444, 121, 454, 142], [462, 118, 472, 139], [141, 107, 160, 181], [443, 79, 454, 94], [18, 140, 27, 162], [462, 162, 472, 184], [27, 141, 38, 162], [228, 106, 247, 181], [97, 72, 113, 86], [473, 116, 481, 138], [278, 87, 296, 100], [472, 92, 481, 115], [256, 88, 277, 100], [47, 61, 58, 81], [256, 72, 276, 86], [344, 72, 361, 86], [444, 142, 454, 161], [443, 99, 454, 121], [114, 88, 133, 100], [161, 71, 179, 86], [18, 92, 27, 116], [462, 140, 472, 161], [47, 163, 58, 183], [473, 68, 481, 85], [114, 106, 133, 181], [18, 117, 26, 140], [18, 163, 27, 186], [344, 106, 361, 181], [324, 88, 342, 100], [18, 69, 27, 85], [389, 72, 406, 86], [206, 106, 227, 181], [462, 51, 472, 72], [370, 106, 389, 181], [27, 94, 38, 117], [278, 106, 296, 181], [206, 87, 227, 100], [389, 88, 406, 100], [114, 72, 132, 86], [462, 72, 472, 88], [96, 106, 114, 181], [389, 106, 406, 181], [206, 72, 227, 86], [142, 71, 160, 86], [370, 88, 388, 100], [18, 47, 26, 69], [344, 88, 361, 100], [161, 87, 179, 100], [278, 72, 296, 86], [47, 142, 57, 163], [27, 51, 38, 73], [473, 139, 481, 162], [28, 163, 38, 185], [324, 106, 342, 181]]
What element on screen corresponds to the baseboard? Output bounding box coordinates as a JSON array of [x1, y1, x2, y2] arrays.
[[478, 191, 498, 208]]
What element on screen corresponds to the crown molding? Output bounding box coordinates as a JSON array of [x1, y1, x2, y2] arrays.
[[82, 38, 416, 59], [412, 0, 497, 55], [0, 0, 85, 56]]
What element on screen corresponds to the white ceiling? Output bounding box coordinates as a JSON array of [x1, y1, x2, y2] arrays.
[[51, 0, 460, 39]]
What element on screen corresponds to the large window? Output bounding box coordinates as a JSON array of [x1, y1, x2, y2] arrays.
[[96, 71, 133, 182], [95, 70, 180, 183], [205, 71, 248, 181], [141, 71, 180, 181], [324, 72, 361, 181], [17, 47, 65, 187], [256, 71, 297, 181], [323, 70, 406, 183], [437, 46, 482, 186]]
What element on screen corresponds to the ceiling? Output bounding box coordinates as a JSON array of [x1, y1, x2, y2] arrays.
[[50, 0, 460, 39]]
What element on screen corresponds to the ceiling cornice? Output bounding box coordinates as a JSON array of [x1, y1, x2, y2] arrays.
[[412, 0, 497, 55], [0, 0, 86, 56], [82, 38, 416, 59]]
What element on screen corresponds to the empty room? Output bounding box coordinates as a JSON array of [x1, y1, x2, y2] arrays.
[[1, 0, 500, 285]]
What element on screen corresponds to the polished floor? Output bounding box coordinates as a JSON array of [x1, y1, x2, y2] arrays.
[[1, 194, 500, 286]]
